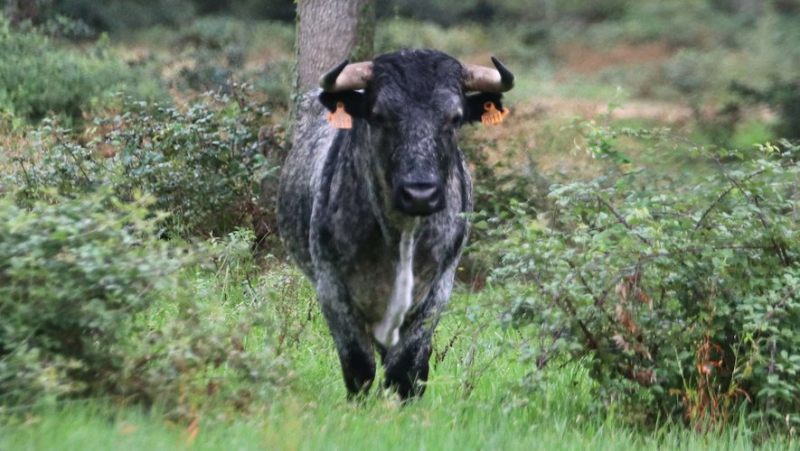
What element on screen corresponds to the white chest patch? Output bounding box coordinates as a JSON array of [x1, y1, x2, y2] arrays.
[[373, 230, 415, 348]]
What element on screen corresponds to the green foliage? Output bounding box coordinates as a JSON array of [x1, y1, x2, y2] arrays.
[[557, 0, 629, 22], [0, 18, 130, 122], [374, 17, 547, 67], [190, 0, 295, 21], [118, 230, 286, 417], [0, 18, 115, 119], [147, 17, 294, 103], [732, 79, 800, 141], [55, 0, 195, 32], [0, 198, 284, 413], [481, 127, 800, 428], [375, 19, 488, 59], [7, 86, 274, 237], [0, 191, 186, 405], [55, 0, 294, 32]]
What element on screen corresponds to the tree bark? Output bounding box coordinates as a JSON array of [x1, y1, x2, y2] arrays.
[[294, 0, 376, 94]]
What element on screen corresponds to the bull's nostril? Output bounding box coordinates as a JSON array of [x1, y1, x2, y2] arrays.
[[395, 181, 444, 216], [402, 185, 438, 203]]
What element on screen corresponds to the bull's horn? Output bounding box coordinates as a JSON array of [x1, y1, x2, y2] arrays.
[[319, 60, 373, 92], [463, 56, 515, 93]]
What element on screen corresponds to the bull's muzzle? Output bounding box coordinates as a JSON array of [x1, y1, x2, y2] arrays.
[[394, 179, 445, 216]]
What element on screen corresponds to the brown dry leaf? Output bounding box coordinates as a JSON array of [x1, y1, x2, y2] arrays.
[[615, 281, 629, 302], [181, 418, 200, 447], [614, 306, 638, 333], [119, 422, 138, 435], [633, 342, 653, 361], [96, 142, 118, 159], [612, 334, 631, 353]]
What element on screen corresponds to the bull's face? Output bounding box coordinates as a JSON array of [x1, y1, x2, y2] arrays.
[[318, 50, 514, 218]]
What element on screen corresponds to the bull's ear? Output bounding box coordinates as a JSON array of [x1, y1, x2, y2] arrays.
[[464, 92, 504, 124], [318, 91, 368, 118]]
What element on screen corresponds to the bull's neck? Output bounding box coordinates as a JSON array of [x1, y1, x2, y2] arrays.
[[348, 121, 409, 242]]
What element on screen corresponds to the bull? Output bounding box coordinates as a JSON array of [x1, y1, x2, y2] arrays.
[[278, 49, 514, 399]]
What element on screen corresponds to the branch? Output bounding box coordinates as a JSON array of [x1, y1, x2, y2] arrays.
[[694, 169, 765, 231], [550, 273, 602, 351], [596, 195, 651, 245], [712, 157, 790, 266], [763, 286, 796, 323]]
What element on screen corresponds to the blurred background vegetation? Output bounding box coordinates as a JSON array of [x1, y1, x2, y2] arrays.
[[1, 0, 800, 444], [2, 0, 799, 141]]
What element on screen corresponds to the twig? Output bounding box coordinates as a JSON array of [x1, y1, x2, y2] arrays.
[[596, 195, 651, 245], [712, 157, 790, 265], [52, 129, 92, 183], [763, 287, 796, 322], [694, 169, 765, 230], [567, 259, 616, 325]]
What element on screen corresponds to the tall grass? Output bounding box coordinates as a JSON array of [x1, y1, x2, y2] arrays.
[[0, 245, 794, 449]]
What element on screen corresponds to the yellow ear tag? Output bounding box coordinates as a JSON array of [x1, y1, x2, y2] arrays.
[[327, 102, 352, 129], [481, 101, 510, 126]]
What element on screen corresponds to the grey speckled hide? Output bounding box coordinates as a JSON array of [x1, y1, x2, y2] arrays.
[[278, 49, 510, 399]]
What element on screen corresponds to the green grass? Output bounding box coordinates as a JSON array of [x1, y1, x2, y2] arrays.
[[0, 259, 794, 450]]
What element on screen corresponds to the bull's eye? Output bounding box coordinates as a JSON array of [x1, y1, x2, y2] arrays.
[[450, 113, 463, 128], [370, 112, 389, 127]]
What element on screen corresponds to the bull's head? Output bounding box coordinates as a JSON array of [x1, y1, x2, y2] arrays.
[[317, 50, 514, 218]]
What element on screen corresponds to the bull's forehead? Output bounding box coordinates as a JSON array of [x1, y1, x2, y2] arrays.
[[369, 49, 464, 104], [372, 87, 461, 119]]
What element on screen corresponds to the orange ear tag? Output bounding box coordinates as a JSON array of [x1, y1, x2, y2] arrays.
[[481, 101, 510, 125], [327, 102, 352, 129]]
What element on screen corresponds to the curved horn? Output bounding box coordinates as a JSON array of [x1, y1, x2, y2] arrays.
[[463, 56, 515, 93], [319, 60, 373, 92]]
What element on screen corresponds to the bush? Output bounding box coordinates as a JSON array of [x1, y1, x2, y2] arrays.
[[0, 18, 160, 123], [0, 192, 186, 405], [482, 128, 800, 429], [117, 230, 286, 418], [732, 79, 800, 142], [375, 18, 488, 60], [7, 86, 275, 237], [55, 0, 194, 33], [137, 18, 294, 102], [0, 196, 285, 413]]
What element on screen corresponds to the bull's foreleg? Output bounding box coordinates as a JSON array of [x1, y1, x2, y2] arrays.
[[381, 318, 435, 399], [317, 275, 376, 399], [382, 269, 454, 400]]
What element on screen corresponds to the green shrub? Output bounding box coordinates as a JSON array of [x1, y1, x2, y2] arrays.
[[7, 86, 275, 237], [0, 18, 160, 123], [111, 88, 272, 236], [482, 129, 800, 429], [118, 230, 286, 418], [191, 0, 295, 21], [254, 58, 293, 106], [173, 16, 251, 50], [732, 79, 800, 142], [0, 192, 186, 405], [557, 0, 629, 22], [139, 18, 294, 101], [375, 19, 488, 60], [55, 0, 194, 32]]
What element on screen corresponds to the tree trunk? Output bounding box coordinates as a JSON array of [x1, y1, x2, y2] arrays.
[[294, 0, 376, 94], [255, 0, 375, 250]]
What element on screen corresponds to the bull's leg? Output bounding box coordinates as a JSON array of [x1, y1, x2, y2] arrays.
[[382, 270, 454, 400], [382, 317, 435, 399], [316, 275, 376, 398]]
